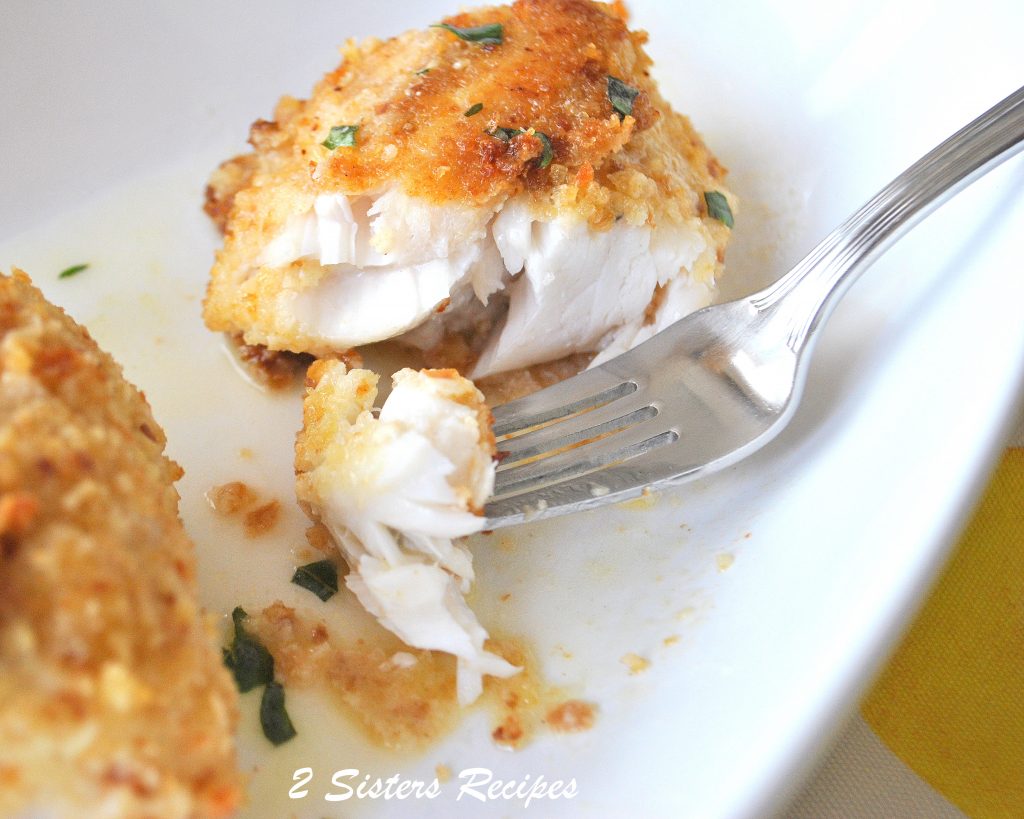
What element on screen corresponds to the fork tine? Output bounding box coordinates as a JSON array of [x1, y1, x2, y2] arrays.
[[490, 364, 635, 438], [497, 392, 658, 463], [484, 436, 689, 526], [493, 417, 676, 497]]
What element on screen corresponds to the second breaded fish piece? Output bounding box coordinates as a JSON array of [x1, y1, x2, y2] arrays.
[[204, 0, 735, 377], [0, 272, 241, 818]]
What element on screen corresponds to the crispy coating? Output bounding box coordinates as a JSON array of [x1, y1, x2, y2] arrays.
[[296, 361, 495, 494], [296, 360, 496, 512], [0, 272, 241, 818], [210, 0, 653, 211], [203, 0, 735, 354]]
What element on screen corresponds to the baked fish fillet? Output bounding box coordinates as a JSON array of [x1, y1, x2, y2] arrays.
[[204, 0, 735, 377], [0, 272, 241, 818]]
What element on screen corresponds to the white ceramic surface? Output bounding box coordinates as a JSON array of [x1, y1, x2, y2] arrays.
[[1, 1, 1022, 817]]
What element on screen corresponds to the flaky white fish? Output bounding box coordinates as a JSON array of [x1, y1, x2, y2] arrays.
[[295, 362, 517, 704]]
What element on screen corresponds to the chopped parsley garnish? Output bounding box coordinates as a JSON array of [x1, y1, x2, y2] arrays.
[[321, 124, 359, 150], [606, 75, 639, 119], [415, 66, 431, 76], [534, 131, 554, 169], [704, 191, 734, 228], [58, 263, 88, 280], [223, 607, 298, 745], [464, 102, 484, 117], [432, 21, 504, 44], [486, 126, 522, 141], [260, 681, 297, 746], [485, 127, 554, 169], [222, 607, 274, 693], [291, 559, 338, 602]]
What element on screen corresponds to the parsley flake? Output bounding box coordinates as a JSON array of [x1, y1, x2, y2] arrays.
[[432, 22, 504, 44], [534, 131, 554, 169], [322, 124, 359, 150], [222, 607, 274, 693], [704, 191, 734, 228], [606, 75, 639, 119], [222, 606, 298, 746], [486, 126, 522, 141], [485, 127, 554, 169], [260, 681, 297, 746], [291, 560, 338, 602], [464, 102, 484, 117], [58, 263, 88, 280]]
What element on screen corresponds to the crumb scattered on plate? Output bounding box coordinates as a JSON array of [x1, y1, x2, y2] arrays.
[[545, 699, 597, 733], [251, 603, 589, 750], [621, 652, 651, 674], [206, 480, 259, 515], [243, 499, 282, 538]]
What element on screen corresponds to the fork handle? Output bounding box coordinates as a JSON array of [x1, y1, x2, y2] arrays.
[[752, 84, 1024, 349]]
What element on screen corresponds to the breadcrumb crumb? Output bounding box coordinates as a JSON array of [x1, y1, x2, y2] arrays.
[[244, 499, 282, 538], [621, 653, 651, 674], [545, 699, 597, 732], [206, 480, 258, 515]]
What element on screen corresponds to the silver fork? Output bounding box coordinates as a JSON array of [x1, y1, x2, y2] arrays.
[[484, 85, 1024, 528]]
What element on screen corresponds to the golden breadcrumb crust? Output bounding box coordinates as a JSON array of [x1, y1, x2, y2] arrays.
[[203, 0, 735, 355], [296, 361, 495, 519], [0, 272, 241, 818], [295, 359, 378, 483]]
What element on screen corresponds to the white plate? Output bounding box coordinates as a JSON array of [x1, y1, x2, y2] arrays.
[[2, 1, 1023, 817]]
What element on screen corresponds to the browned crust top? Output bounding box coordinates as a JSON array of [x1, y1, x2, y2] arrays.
[[280, 0, 656, 204]]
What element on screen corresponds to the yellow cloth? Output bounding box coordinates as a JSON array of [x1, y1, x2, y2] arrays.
[[861, 447, 1024, 818]]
